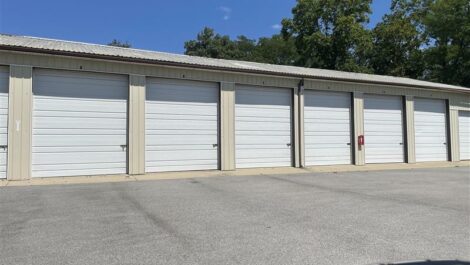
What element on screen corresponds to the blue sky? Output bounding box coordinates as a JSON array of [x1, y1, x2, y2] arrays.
[[0, 0, 391, 54]]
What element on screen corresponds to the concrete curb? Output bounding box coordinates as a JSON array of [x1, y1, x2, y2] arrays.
[[1, 161, 469, 187]]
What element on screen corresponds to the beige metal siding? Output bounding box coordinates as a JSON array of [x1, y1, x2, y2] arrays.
[[353, 92, 365, 165], [0, 66, 9, 178], [405, 96, 416, 163], [298, 87, 305, 167], [449, 109, 460, 161], [0, 51, 467, 177], [293, 87, 300, 168], [1, 51, 467, 102], [128, 75, 146, 174], [7, 65, 32, 180], [220, 82, 235, 170]]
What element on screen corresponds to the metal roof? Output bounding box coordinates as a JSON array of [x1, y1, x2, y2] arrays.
[[0, 34, 468, 93]]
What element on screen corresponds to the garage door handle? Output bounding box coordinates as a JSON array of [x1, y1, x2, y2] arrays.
[[443, 143, 447, 145], [213, 144, 218, 148], [0, 145, 6, 150], [287, 143, 291, 147], [120, 145, 127, 151], [399, 143, 404, 145], [346, 143, 351, 146]]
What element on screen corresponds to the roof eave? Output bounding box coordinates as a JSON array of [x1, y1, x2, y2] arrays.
[[1, 45, 468, 94]]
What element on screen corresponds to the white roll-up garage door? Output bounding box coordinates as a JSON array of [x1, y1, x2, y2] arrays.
[[414, 98, 448, 162], [0, 66, 8, 179], [146, 78, 219, 172], [32, 69, 128, 178], [304, 90, 352, 166], [364, 94, 404, 163], [459, 111, 470, 160], [235, 86, 292, 168]]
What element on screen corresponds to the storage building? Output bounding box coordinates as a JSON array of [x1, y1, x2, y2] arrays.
[[0, 34, 469, 180]]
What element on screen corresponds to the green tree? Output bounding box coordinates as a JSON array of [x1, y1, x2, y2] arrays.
[[184, 27, 255, 60], [107, 39, 132, 48], [370, 0, 431, 78], [281, 0, 373, 73], [184, 27, 298, 65], [423, 0, 470, 87], [254, 35, 299, 65]]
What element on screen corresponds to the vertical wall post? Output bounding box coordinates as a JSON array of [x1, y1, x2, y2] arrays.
[[298, 86, 305, 168], [353, 92, 365, 165], [128, 75, 146, 175], [405, 96, 416, 163], [220, 82, 235, 170], [293, 87, 300, 168], [7, 65, 33, 180], [448, 107, 460, 162]]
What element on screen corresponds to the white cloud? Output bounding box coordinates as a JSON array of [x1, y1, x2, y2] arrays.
[[219, 6, 232, 20], [272, 24, 282, 30]]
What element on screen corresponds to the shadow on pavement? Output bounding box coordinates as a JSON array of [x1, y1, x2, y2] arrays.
[[379, 261, 470, 265]]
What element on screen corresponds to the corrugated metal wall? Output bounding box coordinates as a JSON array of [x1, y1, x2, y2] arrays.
[[0, 50, 469, 180]]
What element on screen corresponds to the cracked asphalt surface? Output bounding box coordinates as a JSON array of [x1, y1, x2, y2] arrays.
[[1, 167, 469, 265]]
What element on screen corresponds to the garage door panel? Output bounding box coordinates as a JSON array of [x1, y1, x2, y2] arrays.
[[146, 78, 219, 172], [146, 149, 217, 161], [366, 134, 403, 142], [305, 91, 350, 107], [306, 155, 351, 165], [33, 167, 126, 178], [304, 135, 350, 143], [364, 95, 404, 164], [236, 147, 291, 157], [304, 122, 350, 132], [305, 146, 350, 156], [33, 145, 124, 153], [147, 102, 217, 115], [236, 135, 291, 145], [147, 163, 217, 173], [236, 89, 291, 106], [32, 70, 128, 177], [415, 98, 447, 162], [34, 96, 126, 110], [34, 70, 127, 99], [33, 161, 125, 171], [0, 67, 8, 178], [236, 158, 292, 168], [415, 136, 447, 143], [146, 150, 219, 171], [147, 135, 216, 146], [147, 81, 218, 102], [146, 113, 216, 122], [459, 111, 470, 160], [304, 90, 352, 166], [34, 135, 125, 146], [236, 121, 291, 131], [415, 99, 446, 113], [236, 107, 291, 118], [146, 119, 217, 130], [235, 86, 292, 169], [34, 152, 126, 165], [304, 111, 350, 120], [34, 116, 126, 129], [34, 128, 126, 136]]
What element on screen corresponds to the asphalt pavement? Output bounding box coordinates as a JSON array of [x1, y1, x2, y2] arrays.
[[1, 167, 469, 265]]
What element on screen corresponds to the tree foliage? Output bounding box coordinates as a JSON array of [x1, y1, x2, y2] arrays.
[[370, 0, 430, 78], [183, 0, 470, 87], [423, 0, 470, 86], [107, 39, 132, 48], [281, 0, 373, 73], [184, 27, 298, 65]]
